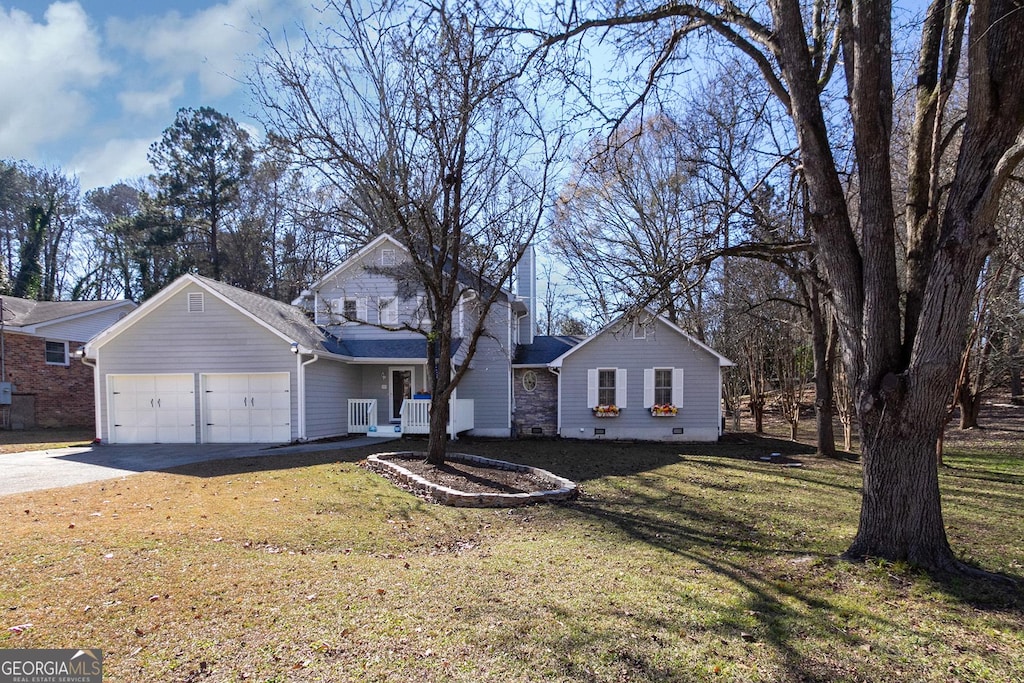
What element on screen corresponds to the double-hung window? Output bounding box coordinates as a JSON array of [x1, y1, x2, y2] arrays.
[[379, 298, 399, 325], [654, 369, 673, 405], [45, 340, 69, 365], [588, 368, 627, 408], [644, 367, 684, 408], [598, 369, 617, 406]]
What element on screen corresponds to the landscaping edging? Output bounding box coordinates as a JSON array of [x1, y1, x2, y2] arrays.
[[365, 452, 578, 507]]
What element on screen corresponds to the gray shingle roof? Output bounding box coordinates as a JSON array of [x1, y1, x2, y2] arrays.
[[328, 338, 429, 359], [194, 276, 330, 351], [0, 296, 130, 327], [513, 335, 581, 365]]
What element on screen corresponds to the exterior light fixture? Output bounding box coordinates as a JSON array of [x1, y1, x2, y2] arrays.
[[291, 342, 299, 354]]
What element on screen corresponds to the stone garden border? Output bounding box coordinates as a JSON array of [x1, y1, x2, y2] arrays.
[[365, 451, 578, 507]]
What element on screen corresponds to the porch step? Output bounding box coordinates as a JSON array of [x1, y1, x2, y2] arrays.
[[367, 425, 403, 437]]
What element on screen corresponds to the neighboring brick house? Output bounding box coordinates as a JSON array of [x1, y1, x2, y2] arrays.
[[0, 296, 136, 429]]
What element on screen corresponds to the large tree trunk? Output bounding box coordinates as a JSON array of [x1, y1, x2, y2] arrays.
[[846, 404, 956, 569], [810, 284, 836, 457], [426, 394, 450, 466], [956, 376, 982, 429]]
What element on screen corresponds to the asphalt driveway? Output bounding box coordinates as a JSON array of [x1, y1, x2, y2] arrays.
[[0, 437, 396, 497]]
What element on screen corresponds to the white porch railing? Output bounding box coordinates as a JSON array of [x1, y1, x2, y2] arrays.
[[400, 398, 474, 438], [348, 399, 377, 434]]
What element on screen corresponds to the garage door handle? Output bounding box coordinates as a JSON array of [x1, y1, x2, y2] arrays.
[[157, 398, 161, 408], [251, 396, 255, 407], [150, 398, 154, 408], [244, 397, 248, 407]]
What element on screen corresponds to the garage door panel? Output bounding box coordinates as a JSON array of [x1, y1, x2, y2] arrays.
[[201, 373, 291, 443], [108, 374, 195, 444]]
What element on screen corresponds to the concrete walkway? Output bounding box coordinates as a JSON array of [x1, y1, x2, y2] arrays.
[[0, 437, 398, 497]]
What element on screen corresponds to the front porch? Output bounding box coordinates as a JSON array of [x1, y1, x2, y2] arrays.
[[348, 398, 474, 439]]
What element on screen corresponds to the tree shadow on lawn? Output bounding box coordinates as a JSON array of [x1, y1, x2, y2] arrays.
[[454, 433, 820, 483], [563, 468, 1024, 681]]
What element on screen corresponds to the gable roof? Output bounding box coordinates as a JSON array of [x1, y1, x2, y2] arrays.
[[0, 296, 135, 332], [303, 232, 512, 304], [86, 274, 341, 357], [549, 312, 735, 368], [513, 335, 581, 366], [304, 233, 407, 293]]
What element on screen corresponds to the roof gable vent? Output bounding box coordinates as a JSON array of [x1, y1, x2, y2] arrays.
[[188, 292, 205, 313]]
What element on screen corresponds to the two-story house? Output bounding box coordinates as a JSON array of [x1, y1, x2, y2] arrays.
[[84, 233, 732, 444]]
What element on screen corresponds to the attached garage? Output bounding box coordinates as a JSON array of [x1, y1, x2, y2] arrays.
[[108, 374, 196, 444], [84, 274, 357, 446], [201, 373, 291, 443]]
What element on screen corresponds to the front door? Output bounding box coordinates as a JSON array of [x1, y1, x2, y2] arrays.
[[390, 367, 413, 421]]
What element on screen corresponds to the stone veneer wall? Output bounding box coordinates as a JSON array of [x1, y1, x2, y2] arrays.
[[3, 332, 94, 428], [512, 367, 558, 437]]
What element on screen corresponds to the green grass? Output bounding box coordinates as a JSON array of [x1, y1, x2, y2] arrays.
[[0, 435, 1021, 682]]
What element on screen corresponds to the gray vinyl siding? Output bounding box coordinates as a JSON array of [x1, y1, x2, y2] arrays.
[[559, 318, 723, 441], [455, 303, 512, 435], [315, 251, 428, 339], [304, 359, 359, 439], [36, 305, 134, 343], [94, 287, 301, 442]]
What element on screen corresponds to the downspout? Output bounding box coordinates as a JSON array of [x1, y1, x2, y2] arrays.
[[296, 350, 319, 442], [549, 366, 561, 437], [78, 348, 102, 443]]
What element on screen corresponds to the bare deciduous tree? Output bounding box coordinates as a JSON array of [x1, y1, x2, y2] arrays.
[[534, 0, 1024, 573], [252, 0, 561, 465]]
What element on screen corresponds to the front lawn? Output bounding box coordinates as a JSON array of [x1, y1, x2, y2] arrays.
[[0, 434, 1021, 682]]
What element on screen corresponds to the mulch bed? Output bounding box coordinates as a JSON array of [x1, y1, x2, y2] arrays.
[[382, 453, 562, 495]]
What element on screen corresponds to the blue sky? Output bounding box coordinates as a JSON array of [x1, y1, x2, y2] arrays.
[[0, 0, 314, 192]]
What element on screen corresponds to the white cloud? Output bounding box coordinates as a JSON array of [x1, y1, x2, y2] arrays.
[[69, 137, 154, 191], [0, 2, 115, 157], [118, 80, 185, 116], [106, 0, 279, 100]]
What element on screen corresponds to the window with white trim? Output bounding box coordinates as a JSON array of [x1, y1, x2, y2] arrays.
[[587, 368, 627, 408], [643, 367, 685, 408], [379, 297, 399, 325], [45, 340, 69, 365]]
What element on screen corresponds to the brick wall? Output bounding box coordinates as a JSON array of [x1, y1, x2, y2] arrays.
[[512, 368, 558, 437], [3, 332, 94, 428]]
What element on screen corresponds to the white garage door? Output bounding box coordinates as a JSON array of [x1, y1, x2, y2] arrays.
[[108, 374, 196, 444], [202, 373, 291, 443]]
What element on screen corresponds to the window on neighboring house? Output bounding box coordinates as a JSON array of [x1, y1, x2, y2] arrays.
[[655, 368, 672, 405], [45, 340, 68, 365], [381, 248, 396, 266], [598, 369, 616, 406], [380, 297, 399, 325], [632, 319, 647, 339]]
